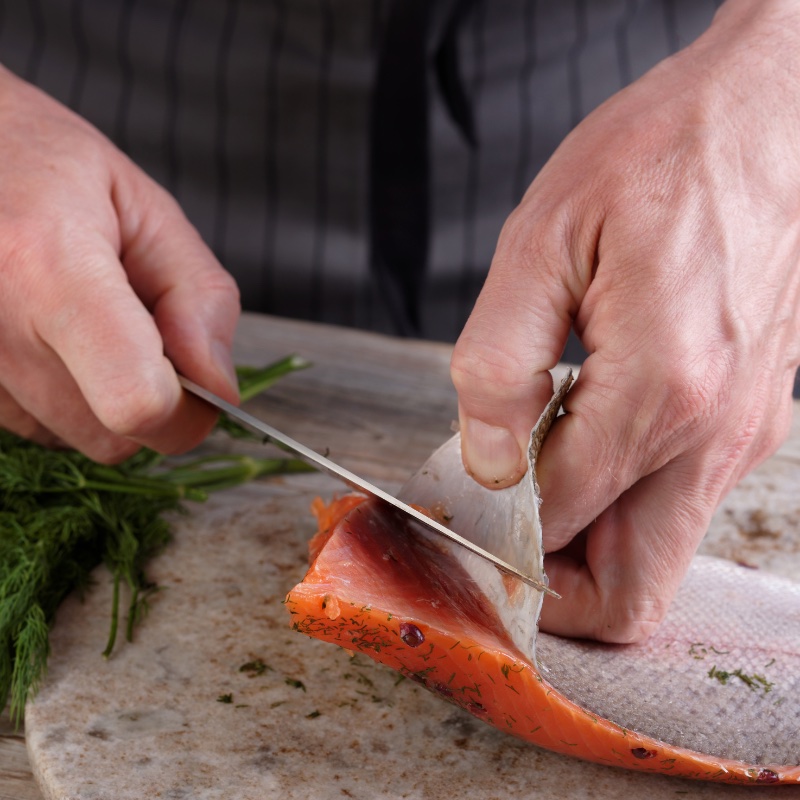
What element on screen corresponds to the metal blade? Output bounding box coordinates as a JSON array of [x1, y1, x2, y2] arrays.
[[180, 375, 554, 595]]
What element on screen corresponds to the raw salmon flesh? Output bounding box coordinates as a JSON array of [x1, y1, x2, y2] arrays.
[[285, 377, 800, 784]]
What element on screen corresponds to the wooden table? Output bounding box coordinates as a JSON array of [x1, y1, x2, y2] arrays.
[[2, 312, 799, 798]]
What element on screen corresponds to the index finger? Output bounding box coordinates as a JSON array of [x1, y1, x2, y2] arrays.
[[111, 166, 241, 406], [34, 233, 220, 454]]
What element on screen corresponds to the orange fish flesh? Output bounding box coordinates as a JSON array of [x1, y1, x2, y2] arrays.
[[286, 379, 800, 785]]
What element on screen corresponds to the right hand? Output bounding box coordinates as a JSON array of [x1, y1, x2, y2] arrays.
[[0, 66, 241, 462], [451, 0, 800, 642]]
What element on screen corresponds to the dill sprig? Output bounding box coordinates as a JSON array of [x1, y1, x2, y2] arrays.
[[0, 356, 312, 724], [215, 355, 311, 438]]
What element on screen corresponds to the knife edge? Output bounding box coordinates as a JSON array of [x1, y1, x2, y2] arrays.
[[179, 375, 556, 596]]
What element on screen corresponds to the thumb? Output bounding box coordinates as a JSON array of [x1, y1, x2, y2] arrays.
[[451, 211, 581, 487]]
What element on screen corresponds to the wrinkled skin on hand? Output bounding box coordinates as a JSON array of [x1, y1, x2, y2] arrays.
[[0, 66, 240, 462], [452, 0, 800, 642]]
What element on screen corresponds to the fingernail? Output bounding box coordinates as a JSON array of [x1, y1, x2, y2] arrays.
[[211, 339, 239, 398], [461, 417, 524, 487]]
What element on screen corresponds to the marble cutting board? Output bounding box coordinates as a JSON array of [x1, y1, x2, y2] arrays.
[[21, 314, 800, 799], [24, 464, 800, 799]]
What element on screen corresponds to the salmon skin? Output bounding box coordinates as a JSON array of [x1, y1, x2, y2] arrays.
[[285, 379, 800, 785]]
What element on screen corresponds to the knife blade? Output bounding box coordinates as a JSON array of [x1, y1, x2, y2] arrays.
[[179, 375, 554, 595]]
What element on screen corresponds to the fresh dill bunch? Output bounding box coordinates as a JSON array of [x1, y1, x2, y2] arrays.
[[0, 356, 313, 724]]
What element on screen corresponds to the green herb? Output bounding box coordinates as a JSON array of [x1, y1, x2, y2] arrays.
[[306, 710, 321, 719], [217, 693, 234, 704], [708, 665, 731, 684], [707, 665, 774, 695], [0, 357, 312, 725], [732, 670, 774, 694], [239, 658, 271, 677], [215, 356, 311, 439], [285, 678, 306, 691]]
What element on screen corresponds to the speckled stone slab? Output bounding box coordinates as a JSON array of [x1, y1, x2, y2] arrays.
[[21, 315, 800, 799], [24, 458, 800, 800]]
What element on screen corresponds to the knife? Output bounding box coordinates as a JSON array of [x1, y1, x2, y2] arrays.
[[179, 375, 553, 595]]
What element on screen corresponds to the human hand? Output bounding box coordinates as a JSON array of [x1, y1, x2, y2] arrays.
[[0, 67, 240, 462], [451, 0, 800, 642]]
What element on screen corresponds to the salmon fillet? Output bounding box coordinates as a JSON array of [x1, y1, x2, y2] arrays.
[[286, 378, 800, 784]]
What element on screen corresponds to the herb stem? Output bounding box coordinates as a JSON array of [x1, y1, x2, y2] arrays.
[[159, 456, 314, 491], [237, 355, 310, 402], [126, 586, 139, 644], [103, 572, 121, 659]]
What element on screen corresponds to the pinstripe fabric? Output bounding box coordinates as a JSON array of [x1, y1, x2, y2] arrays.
[[0, 0, 723, 343]]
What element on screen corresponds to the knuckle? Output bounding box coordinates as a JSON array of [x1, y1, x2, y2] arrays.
[[82, 437, 140, 466], [91, 371, 175, 440], [661, 356, 732, 428], [756, 400, 793, 460], [0, 385, 49, 442], [731, 391, 793, 474], [0, 220, 46, 280], [594, 599, 667, 645], [1, 414, 47, 444], [451, 339, 527, 398], [632, 351, 736, 469], [451, 339, 550, 424], [632, 346, 796, 495], [496, 203, 570, 278], [196, 265, 241, 310]]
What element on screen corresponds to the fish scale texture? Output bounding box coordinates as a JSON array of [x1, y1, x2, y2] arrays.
[[287, 496, 800, 783], [536, 556, 800, 765]]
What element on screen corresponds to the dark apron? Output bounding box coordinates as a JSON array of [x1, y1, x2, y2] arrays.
[[0, 0, 719, 342]]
